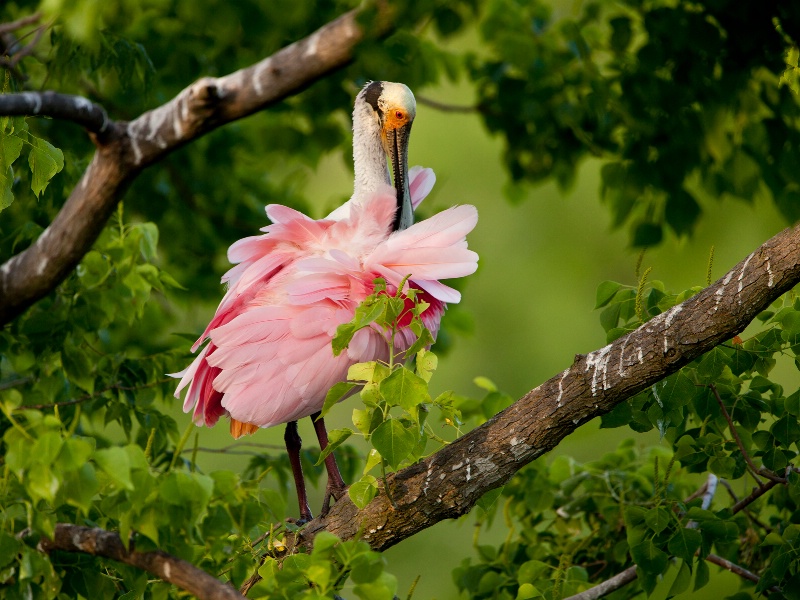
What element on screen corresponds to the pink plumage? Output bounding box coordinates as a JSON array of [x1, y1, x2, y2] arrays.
[[174, 168, 479, 433]]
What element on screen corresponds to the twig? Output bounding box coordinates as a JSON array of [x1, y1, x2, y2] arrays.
[[20, 378, 173, 410], [706, 553, 781, 594], [709, 384, 786, 484], [0, 376, 33, 391], [731, 478, 784, 514], [0, 25, 45, 69], [415, 94, 477, 113], [39, 523, 245, 600], [562, 566, 637, 600], [0, 12, 41, 36], [181, 442, 286, 454]]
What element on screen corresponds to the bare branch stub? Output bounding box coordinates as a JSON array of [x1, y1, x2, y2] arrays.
[[40, 524, 245, 600], [294, 224, 800, 553]]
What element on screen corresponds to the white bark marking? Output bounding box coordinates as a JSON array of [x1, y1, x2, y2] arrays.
[[766, 256, 774, 288], [714, 271, 734, 312], [163, 562, 171, 580], [737, 253, 754, 303], [252, 58, 272, 95], [662, 305, 682, 354], [304, 30, 321, 57], [127, 122, 143, 165], [21, 92, 41, 113], [73, 96, 93, 111], [618, 336, 629, 376], [585, 344, 613, 395], [556, 369, 568, 407]]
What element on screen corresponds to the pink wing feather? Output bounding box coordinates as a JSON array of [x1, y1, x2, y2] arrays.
[[173, 171, 478, 432]]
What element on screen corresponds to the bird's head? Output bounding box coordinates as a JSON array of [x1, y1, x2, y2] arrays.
[[359, 81, 417, 231]]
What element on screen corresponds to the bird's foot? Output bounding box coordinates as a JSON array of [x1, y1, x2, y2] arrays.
[[319, 481, 348, 518], [286, 514, 312, 527]]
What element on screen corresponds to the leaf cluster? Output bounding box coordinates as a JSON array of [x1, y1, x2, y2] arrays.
[[472, 0, 800, 244]]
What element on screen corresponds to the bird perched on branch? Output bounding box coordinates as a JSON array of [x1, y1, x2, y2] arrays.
[[173, 81, 478, 522]]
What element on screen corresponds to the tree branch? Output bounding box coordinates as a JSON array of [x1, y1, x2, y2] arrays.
[[0, 4, 394, 326], [563, 566, 637, 600], [292, 223, 800, 553], [39, 523, 245, 600], [0, 92, 110, 133], [0, 12, 42, 36], [710, 383, 786, 483]]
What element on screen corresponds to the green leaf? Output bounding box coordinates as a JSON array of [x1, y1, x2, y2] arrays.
[[350, 551, 385, 584], [77, 251, 112, 288], [348, 361, 390, 383], [516, 583, 543, 599], [315, 428, 353, 465], [349, 475, 378, 509], [693, 557, 710, 591], [27, 466, 60, 504], [353, 571, 397, 600], [473, 376, 498, 392], [771, 415, 800, 447], [136, 222, 159, 260], [651, 370, 695, 410], [476, 487, 504, 514], [404, 325, 435, 358], [371, 418, 418, 469], [595, 281, 622, 309], [0, 134, 23, 211], [708, 456, 736, 478], [320, 382, 357, 418], [379, 367, 430, 410], [630, 539, 668, 575], [667, 528, 701, 562], [333, 295, 387, 355], [644, 507, 671, 534], [94, 447, 133, 490], [28, 136, 64, 197], [415, 349, 438, 382], [668, 560, 692, 596], [62, 338, 95, 394]]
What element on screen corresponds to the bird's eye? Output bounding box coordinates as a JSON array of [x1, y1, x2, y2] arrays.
[[395, 111, 404, 120]]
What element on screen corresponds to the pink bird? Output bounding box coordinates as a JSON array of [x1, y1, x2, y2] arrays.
[[174, 81, 479, 521]]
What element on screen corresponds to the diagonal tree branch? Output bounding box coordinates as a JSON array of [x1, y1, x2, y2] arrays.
[[291, 223, 800, 552], [0, 4, 394, 326], [39, 523, 245, 600]]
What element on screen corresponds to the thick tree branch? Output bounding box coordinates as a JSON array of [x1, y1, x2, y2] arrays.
[[0, 5, 393, 326], [293, 223, 800, 552], [39, 523, 245, 600], [0, 92, 109, 133]]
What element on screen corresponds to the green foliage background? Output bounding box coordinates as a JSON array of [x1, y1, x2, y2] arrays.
[[1, 0, 800, 598]]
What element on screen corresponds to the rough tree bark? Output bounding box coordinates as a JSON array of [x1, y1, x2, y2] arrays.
[[39, 524, 245, 600], [294, 223, 800, 551], [0, 5, 393, 326]]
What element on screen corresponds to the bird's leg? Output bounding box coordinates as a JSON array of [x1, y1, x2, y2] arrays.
[[311, 411, 348, 517], [284, 421, 313, 523]]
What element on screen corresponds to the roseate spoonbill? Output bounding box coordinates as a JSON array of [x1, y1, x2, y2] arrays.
[[173, 81, 478, 521]]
